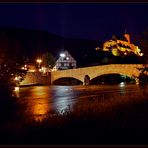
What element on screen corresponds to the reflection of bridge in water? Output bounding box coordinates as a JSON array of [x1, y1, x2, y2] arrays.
[[51, 64, 143, 85]]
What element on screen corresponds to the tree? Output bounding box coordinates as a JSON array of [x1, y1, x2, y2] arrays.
[[0, 32, 26, 96], [134, 29, 148, 85], [136, 28, 148, 63], [42, 52, 56, 68], [137, 64, 148, 86]]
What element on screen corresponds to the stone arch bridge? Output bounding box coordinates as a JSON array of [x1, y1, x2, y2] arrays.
[[51, 64, 144, 84]]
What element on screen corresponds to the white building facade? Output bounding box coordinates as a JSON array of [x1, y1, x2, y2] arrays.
[[56, 50, 77, 70]]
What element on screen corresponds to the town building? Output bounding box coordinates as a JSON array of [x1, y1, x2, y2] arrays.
[[55, 50, 77, 70]]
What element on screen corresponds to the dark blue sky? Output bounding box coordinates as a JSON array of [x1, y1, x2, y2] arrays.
[[0, 3, 148, 42]]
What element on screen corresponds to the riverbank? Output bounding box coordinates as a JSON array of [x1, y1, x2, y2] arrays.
[[0, 86, 147, 145], [20, 83, 48, 87]]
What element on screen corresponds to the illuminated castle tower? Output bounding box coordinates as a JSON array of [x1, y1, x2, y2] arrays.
[[102, 32, 143, 57]]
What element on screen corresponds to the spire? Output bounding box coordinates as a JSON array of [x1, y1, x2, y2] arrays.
[[124, 29, 130, 43], [112, 35, 117, 41]]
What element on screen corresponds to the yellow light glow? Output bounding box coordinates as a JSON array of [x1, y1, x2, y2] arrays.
[[95, 47, 100, 50], [103, 34, 143, 57], [28, 69, 36, 72], [14, 76, 19, 81], [41, 66, 45, 70], [36, 59, 42, 63], [14, 86, 20, 92]]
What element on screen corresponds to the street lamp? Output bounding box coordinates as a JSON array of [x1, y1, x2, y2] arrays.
[[60, 53, 66, 58], [36, 59, 42, 68]]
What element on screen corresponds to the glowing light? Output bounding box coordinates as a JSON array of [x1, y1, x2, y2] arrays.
[[36, 59, 42, 68], [52, 68, 57, 71], [95, 47, 100, 50], [66, 57, 69, 60], [36, 59, 42, 63], [14, 76, 19, 81], [60, 53, 66, 58], [41, 67, 46, 73], [28, 69, 36, 72], [39, 68, 42, 72], [120, 82, 125, 87], [14, 86, 20, 92]]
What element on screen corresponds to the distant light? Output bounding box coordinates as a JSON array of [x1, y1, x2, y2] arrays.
[[120, 82, 125, 87], [14, 86, 19, 92], [52, 66, 57, 71], [60, 53, 66, 58], [66, 57, 69, 60], [28, 69, 36, 72], [95, 47, 100, 50], [39, 68, 42, 72], [21, 67, 25, 70], [14, 76, 19, 81], [36, 59, 42, 63], [41, 67, 46, 73]]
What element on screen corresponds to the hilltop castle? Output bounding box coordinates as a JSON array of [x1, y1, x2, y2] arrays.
[[97, 33, 143, 57]]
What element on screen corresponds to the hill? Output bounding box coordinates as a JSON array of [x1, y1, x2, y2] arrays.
[[0, 27, 100, 67]]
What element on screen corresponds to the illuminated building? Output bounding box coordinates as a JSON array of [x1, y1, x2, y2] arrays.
[[56, 50, 77, 70], [101, 33, 143, 57]]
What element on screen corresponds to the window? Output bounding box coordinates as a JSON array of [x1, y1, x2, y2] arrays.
[[61, 63, 64, 67]]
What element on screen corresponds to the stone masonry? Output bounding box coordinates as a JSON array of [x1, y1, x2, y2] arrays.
[[51, 64, 143, 84]]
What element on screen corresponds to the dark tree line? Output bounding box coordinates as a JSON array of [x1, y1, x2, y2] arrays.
[[0, 32, 26, 96], [135, 28, 148, 85]]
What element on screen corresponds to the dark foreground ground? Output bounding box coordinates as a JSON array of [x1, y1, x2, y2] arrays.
[[0, 86, 148, 145]]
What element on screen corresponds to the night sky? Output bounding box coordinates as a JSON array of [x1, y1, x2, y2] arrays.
[[0, 3, 148, 42]]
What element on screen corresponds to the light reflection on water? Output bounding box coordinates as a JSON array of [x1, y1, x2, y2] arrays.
[[17, 86, 76, 121], [52, 86, 75, 114], [15, 84, 142, 122]]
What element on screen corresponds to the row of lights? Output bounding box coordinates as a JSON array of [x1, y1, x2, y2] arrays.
[[21, 64, 28, 70], [20, 52, 67, 73]]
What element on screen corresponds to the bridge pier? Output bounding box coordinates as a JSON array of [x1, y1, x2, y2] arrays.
[[84, 75, 90, 85]]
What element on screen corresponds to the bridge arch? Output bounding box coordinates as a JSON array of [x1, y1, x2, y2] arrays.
[[53, 77, 83, 85], [90, 73, 136, 85]]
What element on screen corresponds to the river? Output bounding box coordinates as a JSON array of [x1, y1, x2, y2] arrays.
[[13, 84, 146, 122]]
